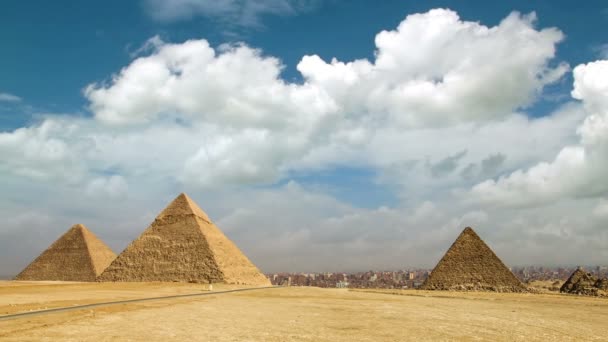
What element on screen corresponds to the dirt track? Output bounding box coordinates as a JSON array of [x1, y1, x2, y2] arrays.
[[1, 281, 606, 341]]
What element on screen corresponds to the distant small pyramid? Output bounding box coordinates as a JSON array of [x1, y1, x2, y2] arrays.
[[420, 227, 526, 292], [560, 267, 590, 293], [15, 224, 117, 281], [560, 267, 605, 296], [595, 278, 608, 291], [98, 193, 270, 285]]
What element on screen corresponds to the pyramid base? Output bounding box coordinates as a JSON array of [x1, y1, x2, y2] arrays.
[[421, 283, 528, 293], [97, 277, 271, 286]]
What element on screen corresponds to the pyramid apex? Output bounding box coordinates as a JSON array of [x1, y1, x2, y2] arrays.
[[462, 226, 475, 233], [71, 223, 88, 231], [456, 227, 481, 241], [157, 193, 211, 222], [460, 227, 480, 238]]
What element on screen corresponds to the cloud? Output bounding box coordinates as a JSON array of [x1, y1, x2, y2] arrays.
[[480, 153, 507, 178], [89, 9, 567, 129], [77, 9, 569, 188], [213, 184, 608, 272], [593, 198, 608, 218], [459, 153, 507, 181], [471, 60, 608, 207], [595, 43, 608, 59], [0, 119, 86, 182], [86, 39, 337, 128], [297, 9, 568, 127], [86, 175, 129, 199], [428, 150, 467, 178], [143, 0, 317, 28], [368, 106, 583, 201], [128, 35, 165, 58], [0, 92, 21, 102]]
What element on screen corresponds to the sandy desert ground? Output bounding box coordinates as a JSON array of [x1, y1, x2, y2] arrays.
[[1, 281, 607, 341]]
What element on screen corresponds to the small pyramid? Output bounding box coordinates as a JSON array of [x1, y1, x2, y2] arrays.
[[98, 193, 270, 285], [420, 227, 526, 292], [15, 224, 117, 281], [560, 267, 605, 296], [595, 278, 608, 291], [560, 267, 590, 293]]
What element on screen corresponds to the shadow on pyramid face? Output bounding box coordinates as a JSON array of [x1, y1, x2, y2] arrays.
[[97, 193, 270, 286], [420, 227, 527, 292]]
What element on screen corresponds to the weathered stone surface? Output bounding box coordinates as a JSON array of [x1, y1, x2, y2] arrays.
[[560, 268, 607, 297], [98, 193, 270, 285], [420, 227, 526, 292], [15, 224, 117, 281], [560, 268, 592, 292], [595, 278, 608, 291]]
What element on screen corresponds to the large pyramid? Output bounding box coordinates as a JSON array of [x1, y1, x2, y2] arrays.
[[420, 227, 526, 292], [98, 193, 270, 285], [15, 224, 117, 281]]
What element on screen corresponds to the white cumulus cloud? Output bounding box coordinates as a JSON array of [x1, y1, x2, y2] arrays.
[[471, 60, 608, 207], [0, 119, 85, 182], [297, 9, 568, 127], [77, 9, 569, 188]]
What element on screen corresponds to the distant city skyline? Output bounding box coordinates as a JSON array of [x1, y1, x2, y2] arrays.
[[268, 265, 608, 288]]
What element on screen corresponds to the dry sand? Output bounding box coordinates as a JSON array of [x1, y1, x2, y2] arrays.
[[1, 281, 607, 341], [0, 281, 244, 315]]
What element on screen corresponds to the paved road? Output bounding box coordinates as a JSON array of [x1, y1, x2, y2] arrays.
[[0, 286, 277, 322]]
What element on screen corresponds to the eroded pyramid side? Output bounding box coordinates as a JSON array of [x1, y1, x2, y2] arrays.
[[15, 224, 116, 282], [421, 227, 526, 292]]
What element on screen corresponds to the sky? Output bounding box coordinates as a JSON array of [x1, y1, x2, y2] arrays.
[[1, 0, 608, 276]]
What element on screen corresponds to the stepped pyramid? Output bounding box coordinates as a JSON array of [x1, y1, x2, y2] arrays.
[[98, 193, 270, 285], [420, 227, 526, 292], [15, 224, 117, 281]]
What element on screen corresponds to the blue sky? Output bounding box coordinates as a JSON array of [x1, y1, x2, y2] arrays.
[[1, 1, 608, 275]]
